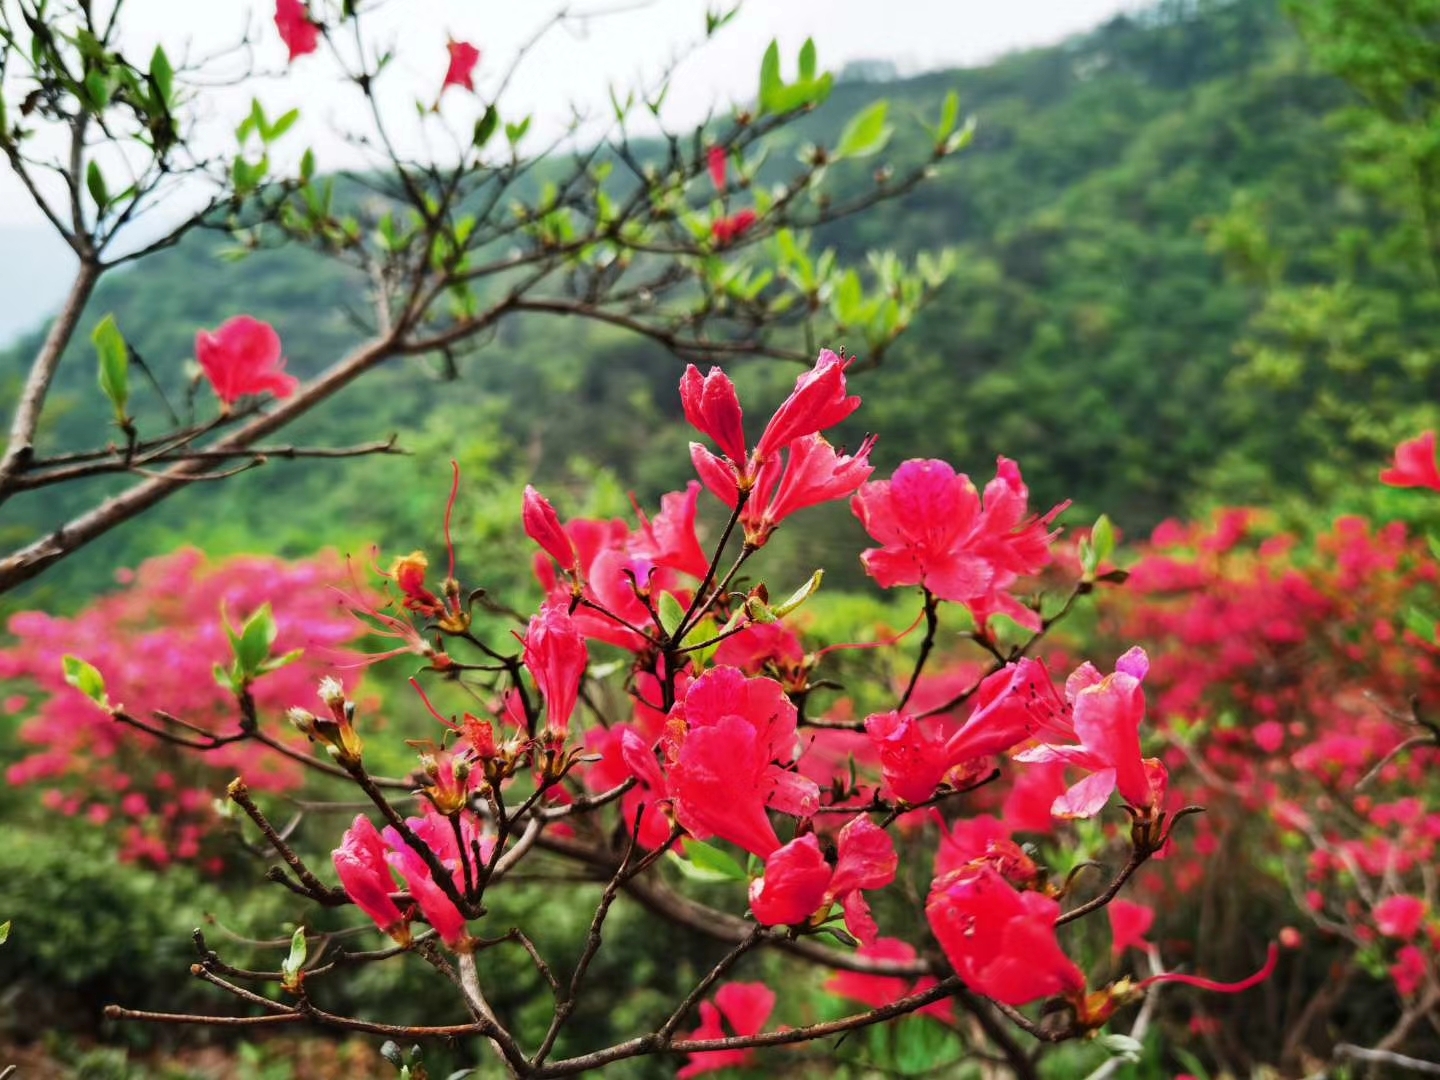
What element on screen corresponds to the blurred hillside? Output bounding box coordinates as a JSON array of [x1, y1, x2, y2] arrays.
[[3, 0, 1433, 610]]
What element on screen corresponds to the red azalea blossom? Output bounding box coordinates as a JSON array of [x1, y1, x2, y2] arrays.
[[711, 208, 758, 246], [749, 816, 897, 944], [1107, 899, 1155, 957], [1390, 945, 1429, 997], [275, 0, 320, 61], [195, 316, 299, 407], [663, 666, 818, 858], [853, 457, 1064, 631], [707, 146, 728, 190], [332, 815, 408, 942], [443, 40, 481, 93], [678, 982, 775, 1079], [1374, 895, 1427, 940], [927, 863, 1086, 1007], [824, 938, 955, 1023], [1381, 431, 1440, 491], [522, 602, 588, 737], [1014, 648, 1168, 819], [522, 485, 580, 573], [680, 364, 748, 465]]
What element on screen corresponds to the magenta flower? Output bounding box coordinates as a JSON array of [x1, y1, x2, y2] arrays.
[[681, 364, 748, 465], [522, 601, 588, 737], [332, 815, 407, 941], [853, 457, 1063, 631], [663, 666, 818, 858], [749, 816, 897, 944], [274, 0, 319, 62], [522, 486, 579, 573], [1107, 899, 1155, 957], [1375, 895, 1427, 941], [678, 982, 775, 1079], [1381, 431, 1440, 491], [195, 316, 299, 407], [443, 40, 481, 93]]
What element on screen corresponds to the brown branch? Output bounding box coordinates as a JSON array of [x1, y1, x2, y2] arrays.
[[227, 779, 350, 906], [532, 977, 964, 1077], [1055, 847, 1149, 927], [0, 259, 103, 500], [0, 332, 407, 594]]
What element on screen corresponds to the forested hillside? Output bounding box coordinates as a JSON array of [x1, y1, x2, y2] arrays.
[[3, 0, 1431, 609]]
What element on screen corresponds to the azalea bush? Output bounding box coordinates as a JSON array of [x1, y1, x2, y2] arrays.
[[1087, 447, 1440, 1073], [27, 352, 1291, 1079], [0, 548, 366, 870]]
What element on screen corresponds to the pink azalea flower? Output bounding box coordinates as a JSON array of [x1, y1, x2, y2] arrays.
[[678, 982, 775, 1078], [522, 602, 588, 737], [680, 363, 748, 465], [442, 40, 481, 93], [522, 486, 578, 572], [1380, 431, 1440, 491], [275, 0, 320, 62], [853, 457, 1063, 631], [756, 350, 862, 461], [824, 938, 955, 1023], [1390, 945, 1429, 997], [707, 146, 728, 190], [1108, 899, 1156, 957], [711, 209, 758, 246], [1015, 648, 1168, 819], [927, 863, 1086, 1007], [663, 666, 818, 858], [332, 815, 407, 940], [195, 316, 299, 407], [749, 816, 897, 944], [1375, 895, 1427, 941]]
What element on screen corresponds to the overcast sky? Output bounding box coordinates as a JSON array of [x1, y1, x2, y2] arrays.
[[0, 0, 1142, 229]]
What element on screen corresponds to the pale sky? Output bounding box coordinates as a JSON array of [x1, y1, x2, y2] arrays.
[[0, 0, 1142, 230]]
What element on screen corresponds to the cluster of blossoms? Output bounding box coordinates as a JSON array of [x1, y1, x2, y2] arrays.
[[281, 349, 1281, 1074], [0, 550, 364, 868], [1071, 437, 1440, 1050]]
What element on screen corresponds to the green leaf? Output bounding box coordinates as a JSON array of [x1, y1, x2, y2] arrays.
[[773, 570, 823, 617], [62, 655, 109, 708], [92, 314, 129, 421], [84, 69, 111, 109], [268, 108, 300, 141], [0, 920, 9, 944], [670, 840, 748, 882], [300, 147, 316, 181], [758, 40, 782, 113], [935, 89, 959, 140], [1405, 607, 1437, 645], [834, 100, 892, 159], [234, 604, 278, 677], [798, 38, 817, 83], [505, 116, 530, 146], [249, 98, 268, 141], [86, 160, 108, 212], [282, 927, 307, 980], [149, 44, 173, 104], [658, 592, 687, 638], [474, 105, 499, 148]]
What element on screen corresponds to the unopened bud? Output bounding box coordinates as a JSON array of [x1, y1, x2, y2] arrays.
[[317, 677, 346, 709], [288, 707, 318, 736]]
